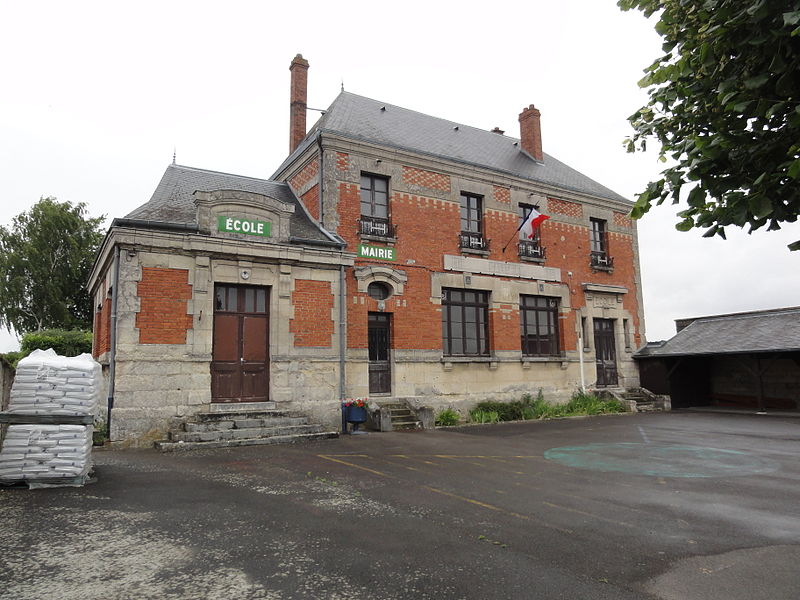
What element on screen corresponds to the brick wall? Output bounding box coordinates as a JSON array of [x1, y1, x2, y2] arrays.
[[302, 184, 320, 221], [288, 158, 319, 194], [135, 268, 193, 344], [93, 297, 112, 358], [290, 280, 334, 347], [336, 152, 349, 171], [402, 166, 451, 193], [547, 198, 584, 218], [333, 154, 643, 358], [614, 211, 633, 228]]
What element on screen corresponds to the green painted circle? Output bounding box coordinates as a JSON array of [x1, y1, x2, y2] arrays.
[[543, 443, 777, 478]]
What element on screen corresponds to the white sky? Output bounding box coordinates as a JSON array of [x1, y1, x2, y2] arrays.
[[1, 0, 798, 352]]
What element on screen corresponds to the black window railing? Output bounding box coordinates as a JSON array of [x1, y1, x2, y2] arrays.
[[459, 232, 489, 251], [518, 239, 546, 260], [590, 251, 614, 269], [358, 216, 396, 238]]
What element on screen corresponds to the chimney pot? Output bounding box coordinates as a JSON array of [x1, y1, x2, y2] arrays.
[[518, 104, 543, 162], [491, 127, 505, 135], [289, 54, 310, 153]]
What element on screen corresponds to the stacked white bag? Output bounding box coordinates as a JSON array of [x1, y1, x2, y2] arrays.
[[0, 349, 101, 482], [6, 348, 102, 416], [0, 425, 93, 480]]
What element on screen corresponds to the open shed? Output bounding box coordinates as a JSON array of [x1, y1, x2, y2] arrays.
[[635, 307, 800, 411]]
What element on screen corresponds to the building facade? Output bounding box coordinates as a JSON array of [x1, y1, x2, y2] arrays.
[[89, 55, 646, 445]]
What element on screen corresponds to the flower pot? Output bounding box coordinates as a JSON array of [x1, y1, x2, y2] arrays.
[[346, 405, 368, 424]]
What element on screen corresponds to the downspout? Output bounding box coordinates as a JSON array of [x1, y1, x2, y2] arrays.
[[339, 264, 346, 404], [106, 245, 120, 440]]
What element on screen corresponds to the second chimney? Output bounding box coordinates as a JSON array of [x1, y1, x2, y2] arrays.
[[289, 54, 310, 153], [518, 104, 543, 162]]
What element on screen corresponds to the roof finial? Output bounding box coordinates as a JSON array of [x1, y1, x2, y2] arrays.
[[172, 147, 176, 165], [341, 79, 344, 92]]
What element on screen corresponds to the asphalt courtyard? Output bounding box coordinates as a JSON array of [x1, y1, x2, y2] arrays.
[[2, 411, 799, 600]]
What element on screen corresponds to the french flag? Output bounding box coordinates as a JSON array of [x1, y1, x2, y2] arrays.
[[520, 207, 549, 240]]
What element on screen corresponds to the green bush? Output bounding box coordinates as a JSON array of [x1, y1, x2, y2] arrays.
[[469, 409, 500, 424], [20, 329, 93, 357], [435, 408, 460, 426], [469, 389, 625, 424]]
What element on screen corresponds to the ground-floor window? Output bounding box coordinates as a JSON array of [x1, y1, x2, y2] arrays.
[[520, 295, 560, 356], [442, 288, 490, 356]]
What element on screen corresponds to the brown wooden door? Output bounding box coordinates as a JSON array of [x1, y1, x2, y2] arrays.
[[368, 313, 391, 394], [212, 285, 269, 402], [593, 318, 618, 387]]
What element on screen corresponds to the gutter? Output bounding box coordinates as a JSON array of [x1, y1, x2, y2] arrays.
[[111, 218, 199, 233]]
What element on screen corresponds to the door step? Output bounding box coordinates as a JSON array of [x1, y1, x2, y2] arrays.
[[155, 410, 338, 451], [208, 402, 276, 413]]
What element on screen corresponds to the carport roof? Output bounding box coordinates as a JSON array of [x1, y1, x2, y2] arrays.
[[635, 306, 800, 358]]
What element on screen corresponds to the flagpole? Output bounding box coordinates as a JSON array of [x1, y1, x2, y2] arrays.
[[501, 220, 526, 254]]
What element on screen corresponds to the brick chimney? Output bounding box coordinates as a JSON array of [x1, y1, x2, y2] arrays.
[[518, 104, 543, 162], [289, 54, 310, 153]]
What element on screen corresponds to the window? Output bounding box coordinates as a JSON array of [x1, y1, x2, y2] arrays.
[[442, 289, 489, 356], [589, 218, 613, 269], [215, 285, 267, 313], [520, 295, 560, 356], [518, 203, 545, 260], [459, 192, 487, 250], [359, 174, 395, 237], [367, 281, 391, 300]]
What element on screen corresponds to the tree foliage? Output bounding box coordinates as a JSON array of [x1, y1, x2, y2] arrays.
[[619, 0, 800, 250], [0, 198, 105, 334]]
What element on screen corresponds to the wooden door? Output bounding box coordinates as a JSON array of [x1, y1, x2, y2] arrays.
[[593, 318, 618, 387], [212, 285, 269, 402], [368, 313, 391, 394]]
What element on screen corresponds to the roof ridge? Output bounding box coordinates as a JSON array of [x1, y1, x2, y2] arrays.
[[171, 163, 282, 186], [688, 306, 800, 323], [339, 91, 519, 141]]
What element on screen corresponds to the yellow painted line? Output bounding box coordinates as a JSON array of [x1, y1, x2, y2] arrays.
[[423, 486, 573, 535], [541, 501, 634, 528], [317, 455, 390, 478], [321, 454, 371, 458]]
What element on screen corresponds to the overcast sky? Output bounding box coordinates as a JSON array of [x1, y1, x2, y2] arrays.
[[1, 0, 798, 351]]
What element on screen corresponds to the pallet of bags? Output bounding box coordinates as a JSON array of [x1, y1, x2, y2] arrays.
[[7, 348, 102, 417], [0, 424, 93, 486]]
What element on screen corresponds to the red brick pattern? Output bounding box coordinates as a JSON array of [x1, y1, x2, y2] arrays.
[[288, 158, 319, 194], [402, 166, 451, 193], [335, 167, 642, 355], [547, 198, 583, 218], [336, 152, 349, 171], [290, 280, 334, 347], [493, 185, 511, 204], [614, 211, 633, 228], [135, 268, 194, 344], [92, 297, 111, 358], [302, 185, 320, 221]]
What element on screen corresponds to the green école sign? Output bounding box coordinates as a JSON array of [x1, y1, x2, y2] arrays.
[[358, 244, 396, 261], [218, 215, 271, 237]]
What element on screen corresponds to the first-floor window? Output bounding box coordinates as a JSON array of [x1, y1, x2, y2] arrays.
[[520, 295, 560, 356], [442, 289, 489, 356]]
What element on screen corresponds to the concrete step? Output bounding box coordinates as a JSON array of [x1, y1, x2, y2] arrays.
[[170, 424, 325, 443], [393, 420, 422, 431], [208, 402, 276, 413], [194, 410, 304, 423], [156, 431, 339, 451]]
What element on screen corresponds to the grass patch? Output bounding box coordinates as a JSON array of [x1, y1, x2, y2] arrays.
[[468, 389, 625, 424], [435, 408, 461, 426]]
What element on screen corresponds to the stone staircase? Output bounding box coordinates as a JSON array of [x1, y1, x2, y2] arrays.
[[603, 387, 670, 413], [370, 399, 432, 432], [155, 406, 338, 451]]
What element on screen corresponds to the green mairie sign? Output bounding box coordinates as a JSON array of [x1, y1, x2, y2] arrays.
[[358, 244, 396, 261], [218, 215, 271, 237]]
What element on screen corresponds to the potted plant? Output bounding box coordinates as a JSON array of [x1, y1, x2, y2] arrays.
[[343, 398, 369, 433]]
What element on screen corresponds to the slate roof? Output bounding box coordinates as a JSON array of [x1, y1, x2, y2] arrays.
[[635, 307, 800, 358], [274, 92, 629, 204], [122, 164, 338, 245]]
